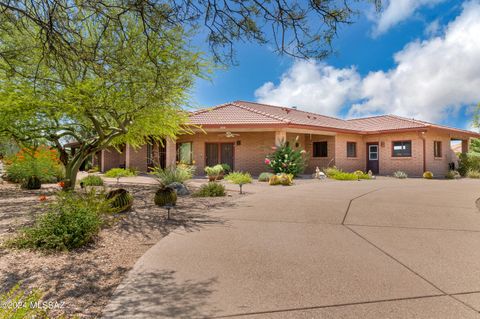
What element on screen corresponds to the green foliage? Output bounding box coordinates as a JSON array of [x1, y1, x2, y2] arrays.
[[423, 171, 434, 179], [393, 171, 408, 179], [220, 163, 231, 173], [467, 170, 480, 179], [0, 284, 48, 319], [154, 187, 178, 206], [269, 173, 293, 186], [106, 189, 134, 213], [265, 140, 307, 176], [258, 172, 274, 182], [204, 165, 224, 180], [150, 165, 194, 186], [445, 170, 460, 179], [194, 182, 226, 197], [225, 172, 252, 194], [80, 175, 104, 186], [458, 153, 480, 176], [470, 139, 480, 154], [324, 167, 370, 180], [88, 166, 100, 173], [21, 176, 41, 190], [104, 168, 137, 179], [5, 147, 64, 183], [9, 190, 111, 251]]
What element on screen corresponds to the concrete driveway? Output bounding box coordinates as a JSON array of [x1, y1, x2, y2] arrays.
[[103, 178, 480, 318]]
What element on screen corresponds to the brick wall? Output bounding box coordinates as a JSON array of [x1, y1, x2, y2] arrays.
[[102, 147, 125, 172], [424, 129, 452, 177], [334, 133, 366, 172], [304, 134, 336, 173], [128, 144, 149, 172]]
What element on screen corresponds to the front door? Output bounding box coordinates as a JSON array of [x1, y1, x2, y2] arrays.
[[367, 143, 379, 174], [205, 143, 234, 169]]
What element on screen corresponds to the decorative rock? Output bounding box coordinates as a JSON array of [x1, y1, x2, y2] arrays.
[[167, 182, 190, 196]]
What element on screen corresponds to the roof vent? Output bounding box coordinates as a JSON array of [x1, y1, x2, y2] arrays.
[[292, 106, 298, 110]]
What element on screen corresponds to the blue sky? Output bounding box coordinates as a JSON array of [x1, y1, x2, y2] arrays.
[[192, 0, 480, 130]]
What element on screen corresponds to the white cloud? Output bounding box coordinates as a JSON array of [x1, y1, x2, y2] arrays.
[[255, 61, 361, 116], [255, 1, 480, 123], [373, 0, 446, 36]]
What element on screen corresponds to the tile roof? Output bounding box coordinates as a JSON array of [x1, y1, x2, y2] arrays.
[[188, 101, 480, 137]]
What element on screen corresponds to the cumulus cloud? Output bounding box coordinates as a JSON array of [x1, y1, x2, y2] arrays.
[[373, 0, 446, 36], [255, 1, 480, 123]]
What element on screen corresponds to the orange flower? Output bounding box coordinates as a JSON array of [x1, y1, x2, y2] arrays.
[[58, 181, 65, 188], [39, 195, 47, 202]]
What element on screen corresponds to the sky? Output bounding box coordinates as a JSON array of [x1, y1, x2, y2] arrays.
[[192, 0, 479, 131]]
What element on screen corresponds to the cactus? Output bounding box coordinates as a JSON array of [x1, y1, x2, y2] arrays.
[[106, 188, 134, 213], [154, 186, 177, 207], [21, 176, 41, 190]]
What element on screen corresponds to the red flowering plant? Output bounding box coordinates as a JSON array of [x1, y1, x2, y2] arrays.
[[264, 137, 307, 177], [4, 146, 64, 183]]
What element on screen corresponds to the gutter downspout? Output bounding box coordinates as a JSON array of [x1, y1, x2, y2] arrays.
[[421, 131, 426, 173]]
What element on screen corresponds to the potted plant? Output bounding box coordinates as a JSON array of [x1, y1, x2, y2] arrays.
[[204, 164, 224, 181]]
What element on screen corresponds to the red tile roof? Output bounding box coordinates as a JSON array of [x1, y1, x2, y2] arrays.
[[189, 101, 480, 137]]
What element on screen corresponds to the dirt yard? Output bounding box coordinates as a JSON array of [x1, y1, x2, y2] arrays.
[[0, 181, 239, 318]]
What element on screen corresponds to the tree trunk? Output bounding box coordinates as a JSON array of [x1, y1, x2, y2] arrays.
[[63, 150, 90, 191]]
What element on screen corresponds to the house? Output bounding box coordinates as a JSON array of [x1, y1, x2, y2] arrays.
[[94, 101, 480, 177]]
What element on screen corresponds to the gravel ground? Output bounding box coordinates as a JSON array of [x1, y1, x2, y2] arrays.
[[0, 181, 240, 318]]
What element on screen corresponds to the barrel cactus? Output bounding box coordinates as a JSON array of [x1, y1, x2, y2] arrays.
[[154, 186, 177, 207], [423, 171, 434, 179], [106, 188, 134, 213], [21, 176, 42, 190]]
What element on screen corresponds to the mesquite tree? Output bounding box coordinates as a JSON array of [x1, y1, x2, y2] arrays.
[[0, 13, 204, 189]]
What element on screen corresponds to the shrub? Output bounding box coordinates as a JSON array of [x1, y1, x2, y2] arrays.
[[106, 188, 134, 213], [225, 172, 252, 194], [458, 153, 480, 176], [265, 138, 307, 176], [258, 172, 274, 182], [21, 176, 42, 190], [467, 169, 480, 179], [331, 172, 359, 180], [0, 284, 48, 319], [204, 164, 224, 181], [80, 175, 104, 186], [4, 146, 64, 183], [220, 163, 231, 174], [393, 171, 408, 179], [353, 170, 371, 180], [150, 165, 194, 186], [104, 168, 137, 183], [154, 187, 178, 207], [88, 166, 100, 173], [323, 166, 342, 178], [194, 182, 226, 197], [445, 170, 461, 179], [423, 171, 434, 179], [269, 173, 293, 186], [9, 190, 111, 251]]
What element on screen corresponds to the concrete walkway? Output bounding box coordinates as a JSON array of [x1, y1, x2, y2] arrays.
[[103, 178, 480, 318]]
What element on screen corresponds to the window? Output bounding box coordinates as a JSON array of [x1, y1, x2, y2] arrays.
[[313, 141, 328, 157], [347, 142, 357, 158], [147, 143, 153, 166], [434, 141, 442, 157], [392, 141, 412, 157], [176, 142, 192, 164]]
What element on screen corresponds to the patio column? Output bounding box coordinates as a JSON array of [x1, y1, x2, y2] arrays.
[[462, 138, 470, 153], [275, 130, 287, 146], [165, 138, 177, 167], [100, 150, 105, 172]]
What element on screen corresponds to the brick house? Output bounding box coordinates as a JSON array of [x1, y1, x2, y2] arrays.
[[94, 101, 480, 177]]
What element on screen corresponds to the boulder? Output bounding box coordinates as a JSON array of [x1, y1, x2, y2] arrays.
[[167, 182, 190, 196]]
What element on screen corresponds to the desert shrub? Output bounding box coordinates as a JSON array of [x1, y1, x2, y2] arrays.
[[204, 164, 224, 181], [4, 146, 64, 183], [80, 175, 104, 186], [423, 171, 434, 179], [445, 170, 461, 179], [458, 153, 480, 176], [467, 169, 480, 179], [353, 170, 371, 180], [225, 172, 252, 194], [150, 165, 194, 186], [258, 172, 274, 182], [323, 166, 342, 178], [194, 182, 226, 197], [393, 171, 408, 179], [269, 173, 293, 186], [9, 190, 111, 251], [331, 172, 358, 180], [104, 168, 137, 184], [88, 166, 100, 173], [220, 163, 231, 174], [265, 139, 307, 176], [0, 284, 48, 319]]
